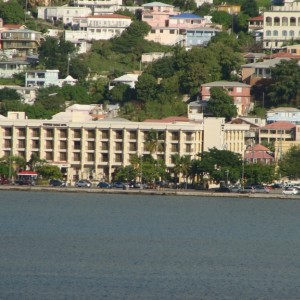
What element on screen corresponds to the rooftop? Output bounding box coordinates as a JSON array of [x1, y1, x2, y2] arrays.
[[261, 121, 295, 130], [202, 81, 251, 87]]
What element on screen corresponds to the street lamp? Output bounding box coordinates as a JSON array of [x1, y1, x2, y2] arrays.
[[225, 169, 229, 187]]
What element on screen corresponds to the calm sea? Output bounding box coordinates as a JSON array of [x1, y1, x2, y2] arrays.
[[0, 191, 300, 300]]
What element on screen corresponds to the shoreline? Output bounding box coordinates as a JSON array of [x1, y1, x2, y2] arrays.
[[0, 185, 298, 200]]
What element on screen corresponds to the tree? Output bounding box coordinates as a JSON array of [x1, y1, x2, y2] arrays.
[[0, 88, 21, 101], [0, 0, 24, 24], [194, 3, 213, 16], [207, 87, 237, 121], [27, 154, 47, 171], [173, 0, 197, 11], [211, 11, 233, 30], [279, 145, 300, 180], [114, 165, 137, 182], [171, 154, 192, 185], [135, 73, 158, 102], [36, 164, 63, 180], [39, 36, 76, 78], [108, 84, 134, 103], [145, 129, 164, 157], [241, 0, 259, 17], [267, 60, 300, 107]]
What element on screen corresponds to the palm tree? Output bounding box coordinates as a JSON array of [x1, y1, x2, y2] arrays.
[[172, 154, 191, 188], [145, 129, 164, 158]]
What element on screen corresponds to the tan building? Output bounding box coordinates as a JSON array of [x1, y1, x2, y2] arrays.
[[0, 112, 251, 183]]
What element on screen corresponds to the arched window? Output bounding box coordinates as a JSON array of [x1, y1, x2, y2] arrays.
[[290, 17, 296, 26], [282, 30, 287, 36], [282, 17, 288, 26], [266, 30, 271, 36], [273, 30, 278, 36], [274, 17, 280, 26], [266, 17, 272, 26], [289, 30, 294, 36]]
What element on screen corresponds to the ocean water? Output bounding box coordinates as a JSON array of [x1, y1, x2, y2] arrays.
[[0, 191, 300, 300]]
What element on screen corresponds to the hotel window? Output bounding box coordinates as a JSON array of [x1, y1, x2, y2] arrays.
[[45, 152, 53, 161], [102, 153, 108, 162], [282, 17, 288, 26], [129, 142, 137, 151], [87, 153, 95, 162], [171, 144, 179, 152], [74, 141, 81, 150], [115, 153, 122, 162], [59, 129, 67, 138], [185, 133, 192, 141], [59, 152, 67, 161], [171, 132, 179, 141], [46, 140, 53, 149], [170, 30, 175, 34], [115, 130, 123, 139], [32, 140, 39, 148], [73, 129, 81, 138], [186, 144, 192, 153], [4, 140, 11, 148], [102, 130, 109, 139], [4, 128, 12, 137], [274, 17, 280, 26], [129, 131, 137, 140], [115, 142, 123, 151], [18, 128, 26, 137], [266, 17, 272, 26], [73, 153, 81, 161], [87, 141, 95, 150], [60, 141, 67, 149], [151, 29, 155, 33], [18, 140, 26, 148], [273, 30, 278, 36], [289, 30, 294, 37], [87, 130, 95, 139], [282, 30, 287, 37], [290, 17, 296, 26], [102, 142, 109, 150], [45, 129, 54, 138]]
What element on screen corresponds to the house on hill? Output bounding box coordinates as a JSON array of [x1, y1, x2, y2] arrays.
[[244, 144, 274, 164]]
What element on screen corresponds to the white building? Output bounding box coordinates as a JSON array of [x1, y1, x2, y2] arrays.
[[108, 73, 140, 90], [65, 14, 132, 42], [264, 1, 300, 49]]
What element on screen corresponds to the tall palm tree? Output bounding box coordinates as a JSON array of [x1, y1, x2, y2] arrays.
[[172, 154, 191, 187], [145, 129, 164, 158]]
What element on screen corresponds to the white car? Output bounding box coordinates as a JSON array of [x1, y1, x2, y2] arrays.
[[282, 187, 298, 195], [75, 180, 92, 188]]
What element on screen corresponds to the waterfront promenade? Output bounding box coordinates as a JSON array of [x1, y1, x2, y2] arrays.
[[0, 184, 298, 200]]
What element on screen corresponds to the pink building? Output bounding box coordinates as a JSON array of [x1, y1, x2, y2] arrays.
[[244, 144, 274, 164], [201, 81, 251, 116], [142, 2, 179, 28]]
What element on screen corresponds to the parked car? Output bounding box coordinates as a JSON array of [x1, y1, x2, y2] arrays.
[[112, 182, 125, 189], [50, 179, 66, 187], [14, 179, 35, 186], [97, 182, 112, 189], [240, 186, 255, 193], [0, 178, 11, 185], [253, 185, 270, 193], [215, 186, 231, 193], [75, 180, 92, 188], [282, 187, 298, 195]]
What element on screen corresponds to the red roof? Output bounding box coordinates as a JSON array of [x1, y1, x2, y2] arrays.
[[246, 144, 270, 152], [17, 171, 38, 175], [245, 152, 274, 160], [144, 116, 190, 123], [261, 121, 295, 130], [248, 16, 263, 21], [87, 14, 131, 19]]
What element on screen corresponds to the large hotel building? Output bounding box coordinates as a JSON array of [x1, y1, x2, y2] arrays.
[[0, 111, 250, 183]]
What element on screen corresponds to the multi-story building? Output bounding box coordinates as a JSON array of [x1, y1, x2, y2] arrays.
[[263, 1, 300, 49], [200, 81, 252, 116], [142, 2, 179, 28], [0, 29, 43, 56], [258, 121, 296, 144], [248, 15, 263, 33], [0, 112, 250, 184], [185, 27, 221, 48], [267, 107, 300, 124], [25, 70, 60, 88], [65, 14, 132, 42]]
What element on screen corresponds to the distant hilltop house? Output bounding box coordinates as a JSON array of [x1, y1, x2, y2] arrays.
[[200, 81, 252, 116], [141, 52, 172, 64], [244, 144, 274, 165], [108, 73, 140, 90], [263, 1, 300, 49], [266, 107, 300, 125], [25, 70, 77, 88], [216, 3, 241, 14], [0, 85, 37, 105], [142, 2, 217, 47], [64, 14, 132, 42]]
